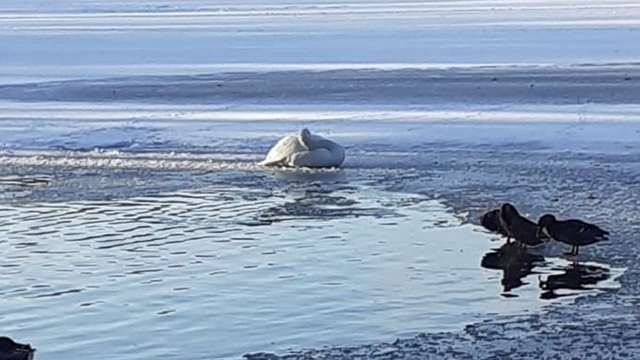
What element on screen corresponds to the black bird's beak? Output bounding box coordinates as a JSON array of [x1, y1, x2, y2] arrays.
[[537, 226, 551, 241], [536, 226, 546, 241]]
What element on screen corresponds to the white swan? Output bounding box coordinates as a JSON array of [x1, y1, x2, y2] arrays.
[[260, 128, 345, 168]]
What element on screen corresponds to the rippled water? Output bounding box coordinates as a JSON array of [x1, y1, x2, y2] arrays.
[[0, 177, 623, 359]]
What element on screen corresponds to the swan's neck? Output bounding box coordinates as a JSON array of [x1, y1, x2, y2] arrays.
[[299, 131, 314, 150]]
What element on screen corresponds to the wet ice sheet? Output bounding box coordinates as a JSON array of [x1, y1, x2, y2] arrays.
[[1, 115, 640, 163], [0, 183, 623, 359], [1, 65, 640, 105]]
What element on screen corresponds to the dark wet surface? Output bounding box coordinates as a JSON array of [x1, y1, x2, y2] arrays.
[[2, 66, 640, 106]]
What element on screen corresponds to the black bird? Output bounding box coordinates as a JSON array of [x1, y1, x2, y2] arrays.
[[0, 337, 35, 360], [479, 209, 512, 240], [499, 203, 547, 248], [538, 214, 609, 256]]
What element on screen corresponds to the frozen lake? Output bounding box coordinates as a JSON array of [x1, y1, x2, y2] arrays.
[[1, 1, 638, 359], [1, 0, 640, 83]]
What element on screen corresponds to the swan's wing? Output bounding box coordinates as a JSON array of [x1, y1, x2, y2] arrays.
[[296, 135, 346, 168], [289, 148, 345, 168], [305, 133, 334, 151], [309, 134, 345, 153], [260, 135, 307, 166]]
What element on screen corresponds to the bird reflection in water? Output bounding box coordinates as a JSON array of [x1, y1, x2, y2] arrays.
[[481, 242, 545, 297], [0, 336, 35, 360], [539, 262, 611, 300]]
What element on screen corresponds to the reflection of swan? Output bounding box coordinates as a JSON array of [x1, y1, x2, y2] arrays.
[[250, 184, 381, 225], [260, 128, 345, 168]]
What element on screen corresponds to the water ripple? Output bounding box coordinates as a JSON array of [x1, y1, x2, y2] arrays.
[[0, 183, 623, 360]]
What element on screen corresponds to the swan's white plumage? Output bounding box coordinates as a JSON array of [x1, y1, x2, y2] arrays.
[[259, 134, 308, 166], [260, 128, 345, 168]]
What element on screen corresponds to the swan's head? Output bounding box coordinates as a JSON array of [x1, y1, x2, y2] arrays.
[[298, 128, 311, 139], [298, 128, 312, 146]]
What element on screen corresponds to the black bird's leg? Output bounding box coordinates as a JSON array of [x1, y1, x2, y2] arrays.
[[573, 245, 580, 256], [564, 245, 577, 256]]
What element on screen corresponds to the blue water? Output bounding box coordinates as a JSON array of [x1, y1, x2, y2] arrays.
[[0, 151, 624, 360]]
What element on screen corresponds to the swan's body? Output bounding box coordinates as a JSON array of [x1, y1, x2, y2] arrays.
[[260, 128, 345, 168], [260, 134, 308, 166]]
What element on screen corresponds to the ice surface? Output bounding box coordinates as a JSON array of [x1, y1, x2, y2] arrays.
[[1, 0, 640, 83]]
